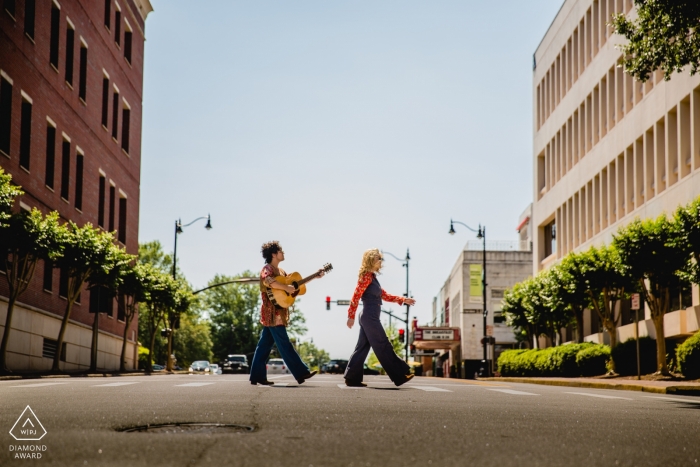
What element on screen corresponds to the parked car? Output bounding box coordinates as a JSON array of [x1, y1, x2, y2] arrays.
[[325, 359, 348, 374], [189, 360, 210, 373], [152, 364, 165, 371], [363, 364, 380, 375], [222, 355, 249, 374], [209, 364, 222, 375], [266, 358, 290, 374]]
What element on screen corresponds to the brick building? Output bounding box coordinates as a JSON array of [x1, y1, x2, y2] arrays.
[[0, 0, 152, 371]]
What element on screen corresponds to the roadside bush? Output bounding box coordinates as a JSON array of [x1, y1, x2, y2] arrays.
[[676, 331, 700, 380], [576, 345, 610, 376], [610, 337, 657, 376], [137, 346, 150, 370], [497, 343, 610, 377]]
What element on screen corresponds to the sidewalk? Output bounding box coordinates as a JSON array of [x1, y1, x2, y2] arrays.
[[480, 376, 700, 396]]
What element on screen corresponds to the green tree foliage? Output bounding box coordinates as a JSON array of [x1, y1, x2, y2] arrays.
[[502, 281, 535, 347], [51, 223, 123, 372], [674, 198, 700, 285], [612, 1, 700, 82], [297, 340, 330, 372], [287, 303, 308, 339], [0, 168, 22, 224], [138, 240, 174, 274], [613, 215, 690, 375], [553, 254, 592, 343], [0, 209, 65, 372], [173, 313, 213, 367], [676, 331, 700, 379], [367, 322, 404, 370], [200, 273, 261, 362]]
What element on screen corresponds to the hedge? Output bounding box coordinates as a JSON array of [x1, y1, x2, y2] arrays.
[[497, 343, 610, 377], [676, 331, 700, 380], [610, 337, 657, 376]]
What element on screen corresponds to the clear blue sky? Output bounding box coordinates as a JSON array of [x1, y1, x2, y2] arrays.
[[140, 0, 564, 359]]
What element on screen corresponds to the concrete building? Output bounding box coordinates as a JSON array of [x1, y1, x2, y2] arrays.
[[532, 0, 700, 344], [432, 229, 532, 376], [0, 0, 152, 371]]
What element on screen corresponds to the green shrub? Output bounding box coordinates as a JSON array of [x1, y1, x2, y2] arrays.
[[497, 343, 610, 377], [576, 345, 610, 376], [610, 337, 657, 376], [137, 346, 150, 370], [677, 331, 700, 380]]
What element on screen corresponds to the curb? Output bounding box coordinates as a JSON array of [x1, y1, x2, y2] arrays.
[[0, 370, 188, 381], [480, 377, 700, 396]]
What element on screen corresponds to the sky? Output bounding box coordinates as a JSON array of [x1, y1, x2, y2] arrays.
[[139, 0, 565, 359]]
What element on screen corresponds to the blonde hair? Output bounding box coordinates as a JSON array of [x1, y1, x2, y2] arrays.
[[358, 248, 382, 278]]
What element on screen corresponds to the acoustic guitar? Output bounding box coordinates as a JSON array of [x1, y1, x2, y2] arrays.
[[264, 263, 333, 309]]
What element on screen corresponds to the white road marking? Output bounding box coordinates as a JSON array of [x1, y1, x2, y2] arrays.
[[267, 375, 290, 379], [175, 383, 216, 387], [565, 392, 633, 400], [9, 382, 69, 388], [408, 386, 452, 392], [642, 396, 700, 404], [338, 384, 366, 389], [487, 389, 540, 396], [92, 382, 140, 387]]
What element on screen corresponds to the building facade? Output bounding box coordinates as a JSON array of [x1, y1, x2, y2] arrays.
[[0, 0, 152, 371], [532, 0, 700, 344], [433, 237, 532, 376]]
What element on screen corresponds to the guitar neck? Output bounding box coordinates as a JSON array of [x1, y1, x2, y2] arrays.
[[297, 271, 322, 287]]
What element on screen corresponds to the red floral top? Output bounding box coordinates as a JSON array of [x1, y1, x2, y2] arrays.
[[259, 264, 289, 327], [347, 272, 406, 320]]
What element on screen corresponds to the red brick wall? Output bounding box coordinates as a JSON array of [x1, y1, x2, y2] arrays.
[[0, 0, 148, 344]]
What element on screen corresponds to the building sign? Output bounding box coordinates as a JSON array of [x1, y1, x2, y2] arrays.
[[414, 328, 460, 341], [486, 325, 494, 336], [469, 264, 482, 303]]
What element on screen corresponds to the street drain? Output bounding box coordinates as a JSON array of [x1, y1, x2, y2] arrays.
[[119, 423, 255, 434]]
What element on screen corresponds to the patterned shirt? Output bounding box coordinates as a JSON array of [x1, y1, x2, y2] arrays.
[[259, 264, 289, 327], [347, 272, 406, 320]]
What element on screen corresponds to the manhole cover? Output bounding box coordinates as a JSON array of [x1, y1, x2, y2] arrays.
[[119, 423, 255, 434]]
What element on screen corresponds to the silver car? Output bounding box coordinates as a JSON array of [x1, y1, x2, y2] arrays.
[[266, 358, 290, 374], [209, 364, 222, 375]]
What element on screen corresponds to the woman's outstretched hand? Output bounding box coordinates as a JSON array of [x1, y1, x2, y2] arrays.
[[346, 318, 355, 329], [404, 298, 416, 306]]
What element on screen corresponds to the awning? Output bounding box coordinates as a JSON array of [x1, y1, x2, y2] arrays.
[[516, 216, 530, 232]]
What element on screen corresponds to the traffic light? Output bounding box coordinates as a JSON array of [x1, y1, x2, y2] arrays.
[[398, 328, 405, 343], [326, 296, 331, 310]]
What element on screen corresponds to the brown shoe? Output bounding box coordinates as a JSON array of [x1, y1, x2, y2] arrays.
[[345, 379, 367, 387], [251, 380, 274, 386], [395, 374, 414, 387], [303, 370, 317, 380]]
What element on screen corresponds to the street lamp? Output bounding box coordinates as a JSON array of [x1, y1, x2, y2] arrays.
[[448, 219, 489, 375], [382, 249, 411, 360], [166, 214, 212, 371]]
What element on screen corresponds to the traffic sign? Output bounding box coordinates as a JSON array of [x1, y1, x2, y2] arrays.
[[631, 293, 640, 310], [336, 300, 350, 306]]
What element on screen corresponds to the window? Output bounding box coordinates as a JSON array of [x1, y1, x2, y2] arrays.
[[74, 152, 83, 210], [111, 90, 119, 139], [104, 0, 110, 29], [65, 25, 74, 86], [45, 123, 56, 188], [42, 338, 66, 361], [4, 0, 15, 18], [43, 259, 53, 291], [117, 293, 126, 321], [121, 105, 130, 153], [50, 3, 60, 69], [89, 285, 113, 315], [544, 220, 557, 258], [108, 184, 115, 231], [124, 23, 132, 64], [101, 77, 109, 127], [114, 8, 121, 46], [98, 174, 105, 227], [118, 195, 127, 243], [19, 95, 32, 170], [0, 75, 12, 156], [60, 137, 70, 200], [24, 0, 35, 39], [59, 266, 68, 298], [78, 43, 87, 102]]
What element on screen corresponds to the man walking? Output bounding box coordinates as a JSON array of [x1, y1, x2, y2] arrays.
[[249, 241, 322, 385]]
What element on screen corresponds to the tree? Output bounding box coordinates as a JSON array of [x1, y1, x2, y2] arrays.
[[553, 254, 593, 343], [613, 216, 689, 375], [297, 340, 330, 372], [538, 269, 577, 345], [0, 168, 22, 224], [674, 197, 700, 285], [117, 262, 158, 371], [201, 273, 261, 363], [502, 281, 535, 348], [612, 1, 700, 82], [576, 246, 632, 360], [287, 303, 308, 339], [367, 322, 404, 370], [51, 223, 120, 372], [0, 210, 65, 372], [173, 313, 213, 367]]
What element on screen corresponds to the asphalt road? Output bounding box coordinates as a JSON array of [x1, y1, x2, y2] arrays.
[[1, 373, 699, 467]]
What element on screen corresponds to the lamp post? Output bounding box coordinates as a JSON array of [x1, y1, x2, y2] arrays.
[[449, 220, 489, 373], [166, 214, 212, 371], [382, 249, 410, 360]]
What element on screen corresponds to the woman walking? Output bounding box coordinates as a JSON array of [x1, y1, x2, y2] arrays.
[[344, 248, 416, 387]]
